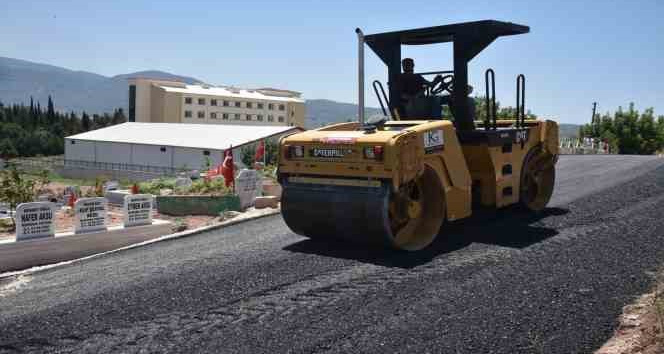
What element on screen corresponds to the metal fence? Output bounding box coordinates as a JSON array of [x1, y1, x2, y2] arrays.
[[559, 137, 611, 155], [1, 156, 178, 177], [2, 156, 65, 172], [63, 159, 178, 176]]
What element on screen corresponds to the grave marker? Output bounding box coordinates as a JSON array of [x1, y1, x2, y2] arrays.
[[124, 194, 153, 227], [15, 202, 57, 241], [236, 169, 260, 209], [74, 197, 108, 234]]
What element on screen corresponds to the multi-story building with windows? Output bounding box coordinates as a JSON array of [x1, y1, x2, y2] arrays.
[[128, 78, 305, 127]]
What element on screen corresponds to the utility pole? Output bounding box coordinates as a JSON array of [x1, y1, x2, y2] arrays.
[[591, 102, 597, 125]]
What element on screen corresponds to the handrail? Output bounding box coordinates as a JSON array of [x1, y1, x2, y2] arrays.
[[414, 70, 454, 76], [372, 80, 390, 118], [516, 74, 526, 128], [484, 68, 497, 130]]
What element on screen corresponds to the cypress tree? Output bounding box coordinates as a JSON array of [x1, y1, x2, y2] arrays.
[[47, 95, 55, 123], [81, 112, 91, 131]]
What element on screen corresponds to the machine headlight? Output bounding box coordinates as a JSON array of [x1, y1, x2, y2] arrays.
[[287, 145, 304, 158], [364, 146, 384, 160]]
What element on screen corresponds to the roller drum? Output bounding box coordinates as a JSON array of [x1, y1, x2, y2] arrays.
[[281, 180, 394, 247]]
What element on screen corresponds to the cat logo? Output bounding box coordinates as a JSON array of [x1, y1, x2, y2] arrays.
[[516, 130, 528, 143]]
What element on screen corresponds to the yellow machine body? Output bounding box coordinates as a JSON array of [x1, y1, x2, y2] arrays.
[[278, 118, 559, 250]]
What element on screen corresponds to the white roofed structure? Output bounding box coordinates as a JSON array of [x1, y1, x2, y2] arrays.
[[67, 122, 299, 151], [64, 122, 302, 175]]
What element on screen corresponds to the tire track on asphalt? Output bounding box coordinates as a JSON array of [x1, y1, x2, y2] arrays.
[[18, 218, 649, 353]]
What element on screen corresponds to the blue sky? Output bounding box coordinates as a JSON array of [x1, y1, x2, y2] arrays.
[[2, 0, 662, 124]]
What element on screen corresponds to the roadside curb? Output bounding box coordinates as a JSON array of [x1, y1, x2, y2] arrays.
[[0, 208, 281, 279]]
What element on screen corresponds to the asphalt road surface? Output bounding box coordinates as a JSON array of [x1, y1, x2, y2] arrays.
[[1, 155, 663, 354]]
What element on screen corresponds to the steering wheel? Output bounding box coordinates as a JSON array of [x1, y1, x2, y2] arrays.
[[430, 74, 454, 95]]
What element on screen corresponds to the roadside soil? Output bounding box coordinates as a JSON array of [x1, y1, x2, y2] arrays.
[[596, 273, 664, 354]]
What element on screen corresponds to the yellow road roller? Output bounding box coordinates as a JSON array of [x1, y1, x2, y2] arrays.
[[278, 20, 559, 251]]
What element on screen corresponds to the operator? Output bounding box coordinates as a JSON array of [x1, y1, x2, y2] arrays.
[[394, 58, 443, 117]]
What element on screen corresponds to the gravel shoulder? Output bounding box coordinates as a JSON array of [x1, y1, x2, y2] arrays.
[[0, 155, 663, 354]]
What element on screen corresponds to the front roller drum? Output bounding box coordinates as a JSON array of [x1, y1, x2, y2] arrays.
[[281, 166, 446, 251]]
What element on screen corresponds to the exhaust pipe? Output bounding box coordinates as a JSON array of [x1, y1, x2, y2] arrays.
[[356, 28, 365, 125]]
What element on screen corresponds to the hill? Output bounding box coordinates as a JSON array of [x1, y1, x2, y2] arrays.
[[304, 99, 382, 128], [0, 57, 201, 113], [559, 123, 580, 138]]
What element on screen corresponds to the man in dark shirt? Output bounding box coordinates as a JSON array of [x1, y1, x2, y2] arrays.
[[394, 58, 443, 117]]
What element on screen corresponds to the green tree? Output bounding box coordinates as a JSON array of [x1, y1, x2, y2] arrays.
[[47, 95, 56, 124], [0, 165, 47, 229], [81, 112, 91, 131], [0, 139, 18, 159], [240, 145, 256, 168]]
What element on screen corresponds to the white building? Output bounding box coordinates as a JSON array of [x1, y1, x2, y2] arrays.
[[128, 78, 306, 128], [64, 122, 301, 174]]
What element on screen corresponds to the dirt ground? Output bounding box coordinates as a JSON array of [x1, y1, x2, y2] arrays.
[[596, 275, 664, 354]]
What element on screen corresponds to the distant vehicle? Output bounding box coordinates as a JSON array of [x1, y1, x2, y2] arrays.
[[278, 20, 559, 251]]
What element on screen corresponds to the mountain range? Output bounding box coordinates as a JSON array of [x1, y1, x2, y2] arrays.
[[0, 56, 579, 136]]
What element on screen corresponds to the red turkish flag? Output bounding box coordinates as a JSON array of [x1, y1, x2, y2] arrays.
[[254, 140, 265, 162], [221, 148, 234, 187]]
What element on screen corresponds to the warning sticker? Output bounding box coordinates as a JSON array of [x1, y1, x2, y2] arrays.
[[423, 129, 444, 153]]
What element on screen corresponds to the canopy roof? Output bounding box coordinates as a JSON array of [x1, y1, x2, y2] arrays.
[[364, 20, 529, 64]]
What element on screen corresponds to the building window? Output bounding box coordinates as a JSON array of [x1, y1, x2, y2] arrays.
[[278, 116, 285, 122], [257, 114, 263, 121], [235, 101, 241, 108], [257, 103, 264, 109], [198, 111, 205, 118], [268, 103, 274, 110], [234, 113, 241, 120], [210, 112, 217, 119], [128, 85, 136, 122], [184, 110, 192, 118], [198, 98, 206, 105], [160, 147, 167, 152], [70, 140, 76, 145], [203, 150, 210, 156], [223, 113, 229, 120], [223, 100, 229, 107], [246, 114, 252, 121], [267, 115, 274, 122], [246, 102, 253, 109], [185, 97, 192, 104], [278, 104, 285, 111], [211, 99, 217, 106]]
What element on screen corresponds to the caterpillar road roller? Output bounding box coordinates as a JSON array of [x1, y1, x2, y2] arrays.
[[278, 20, 559, 251]]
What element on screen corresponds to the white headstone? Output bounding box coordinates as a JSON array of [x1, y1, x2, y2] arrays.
[[104, 181, 119, 193], [175, 177, 193, 189], [15, 202, 57, 241], [74, 197, 108, 234], [123, 194, 153, 227], [236, 169, 260, 209]]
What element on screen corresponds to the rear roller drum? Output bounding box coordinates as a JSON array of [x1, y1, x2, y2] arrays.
[[519, 147, 556, 212]]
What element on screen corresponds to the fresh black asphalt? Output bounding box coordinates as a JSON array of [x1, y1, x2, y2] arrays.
[[0, 155, 663, 353]]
